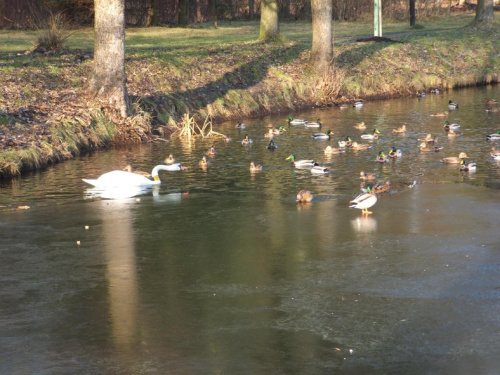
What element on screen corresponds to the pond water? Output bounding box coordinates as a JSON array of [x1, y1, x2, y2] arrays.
[[1, 85, 499, 374]]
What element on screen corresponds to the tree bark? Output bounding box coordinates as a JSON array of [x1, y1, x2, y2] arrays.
[[88, 0, 129, 118], [475, 0, 495, 23], [310, 0, 333, 73], [178, 0, 188, 26], [249, 0, 254, 19], [259, 0, 280, 41]]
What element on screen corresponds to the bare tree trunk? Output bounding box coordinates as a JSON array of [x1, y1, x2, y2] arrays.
[[475, 0, 495, 23], [178, 0, 188, 26], [249, 0, 254, 19], [259, 0, 280, 41], [88, 0, 129, 118], [310, 0, 333, 73], [209, 0, 218, 28]]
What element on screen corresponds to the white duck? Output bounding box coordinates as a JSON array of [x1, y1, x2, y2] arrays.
[[310, 163, 328, 174], [83, 165, 173, 187]]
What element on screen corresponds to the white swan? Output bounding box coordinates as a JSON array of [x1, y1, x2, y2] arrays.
[[83, 165, 174, 187]]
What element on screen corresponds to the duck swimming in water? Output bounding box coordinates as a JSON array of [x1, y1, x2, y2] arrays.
[[311, 129, 333, 140], [305, 119, 322, 128], [288, 117, 308, 125], [419, 142, 443, 152], [241, 134, 253, 145], [486, 130, 500, 141], [448, 100, 459, 109], [375, 151, 389, 163], [267, 139, 278, 150], [392, 125, 406, 133], [249, 162, 263, 172], [324, 145, 342, 155], [361, 128, 380, 140], [296, 190, 313, 203], [459, 158, 476, 172], [286, 154, 316, 168], [235, 121, 246, 129], [441, 152, 468, 164], [388, 147, 402, 158], [123, 165, 151, 177], [310, 163, 328, 174]]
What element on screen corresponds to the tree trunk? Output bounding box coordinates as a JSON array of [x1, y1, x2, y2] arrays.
[[310, 0, 333, 73], [210, 0, 218, 28], [88, 0, 129, 118], [259, 0, 280, 41], [475, 0, 495, 23], [178, 0, 188, 26], [249, 0, 254, 19]]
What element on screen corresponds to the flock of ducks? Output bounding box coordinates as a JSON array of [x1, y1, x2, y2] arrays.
[[83, 96, 499, 214]]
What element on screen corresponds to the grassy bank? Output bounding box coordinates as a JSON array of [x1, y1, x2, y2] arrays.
[[0, 13, 499, 178]]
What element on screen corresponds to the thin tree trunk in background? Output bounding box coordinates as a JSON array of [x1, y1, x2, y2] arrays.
[[88, 0, 129, 118], [210, 0, 218, 28], [310, 0, 333, 73], [178, 0, 188, 26], [259, 0, 279, 41], [475, 0, 495, 23], [249, 0, 254, 19]]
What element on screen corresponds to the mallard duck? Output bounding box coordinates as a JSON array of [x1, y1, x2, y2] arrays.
[[353, 100, 364, 108], [339, 103, 349, 109], [419, 133, 433, 142], [441, 152, 468, 164], [443, 121, 460, 131], [354, 121, 366, 130], [419, 142, 443, 152], [430, 111, 449, 117], [486, 107, 500, 113], [460, 158, 476, 172], [311, 129, 333, 140], [288, 116, 308, 125], [267, 139, 278, 150], [272, 126, 286, 135], [305, 119, 322, 128], [372, 180, 391, 194], [361, 128, 380, 140], [286, 154, 315, 168], [123, 165, 151, 177], [311, 163, 328, 174], [206, 146, 217, 157], [296, 190, 313, 203], [164, 154, 176, 165], [491, 147, 500, 160], [388, 147, 402, 158], [83, 165, 173, 187], [264, 128, 274, 138], [417, 90, 426, 98], [351, 142, 371, 151], [447, 128, 463, 137], [250, 162, 262, 172], [235, 121, 246, 129], [344, 136, 353, 147], [359, 171, 376, 181], [324, 145, 342, 155], [349, 189, 377, 215], [375, 151, 389, 163], [199, 156, 210, 168], [448, 100, 459, 109], [241, 134, 253, 145], [392, 125, 406, 133], [430, 88, 440, 94], [485, 99, 497, 105], [487, 130, 500, 141], [224, 135, 232, 143]]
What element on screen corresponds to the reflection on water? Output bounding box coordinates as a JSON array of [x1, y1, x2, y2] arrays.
[[1, 86, 500, 374]]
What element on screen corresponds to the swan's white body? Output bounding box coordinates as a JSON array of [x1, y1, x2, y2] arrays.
[[83, 165, 173, 188]]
